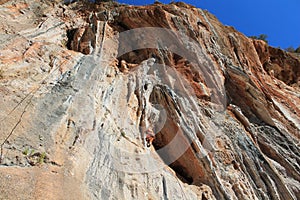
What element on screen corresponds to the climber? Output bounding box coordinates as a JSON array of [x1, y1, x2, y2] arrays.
[[120, 60, 129, 73], [119, 60, 139, 73], [145, 129, 155, 147]]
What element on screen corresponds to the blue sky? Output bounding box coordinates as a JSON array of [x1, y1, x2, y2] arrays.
[[117, 0, 300, 49]]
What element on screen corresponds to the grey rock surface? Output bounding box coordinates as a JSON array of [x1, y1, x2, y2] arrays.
[[0, 1, 299, 199]]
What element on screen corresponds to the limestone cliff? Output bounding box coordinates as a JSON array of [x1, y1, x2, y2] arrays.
[[0, 1, 299, 199]]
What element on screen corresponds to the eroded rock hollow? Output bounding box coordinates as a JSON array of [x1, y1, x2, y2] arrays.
[[0, 1, 299, 199]]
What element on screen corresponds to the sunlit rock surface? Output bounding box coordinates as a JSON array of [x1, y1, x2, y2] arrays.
[[0, 1, 299, 199]]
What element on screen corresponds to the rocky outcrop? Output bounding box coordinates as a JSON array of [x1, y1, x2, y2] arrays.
[[0, 1, 299, 199]]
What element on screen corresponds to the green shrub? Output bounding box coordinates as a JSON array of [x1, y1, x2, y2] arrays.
[[23, 148, 29, 156], [38, 152, 47, 164], [249, 34, 268, 43], [285, 45, 300, 53], [285, 46, 295, 53]]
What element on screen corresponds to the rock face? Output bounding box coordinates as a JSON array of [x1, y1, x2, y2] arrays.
[[0, 1, 299, 199]]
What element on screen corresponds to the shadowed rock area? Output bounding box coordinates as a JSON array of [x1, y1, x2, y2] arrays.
[[0, 1, 299, 199]]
